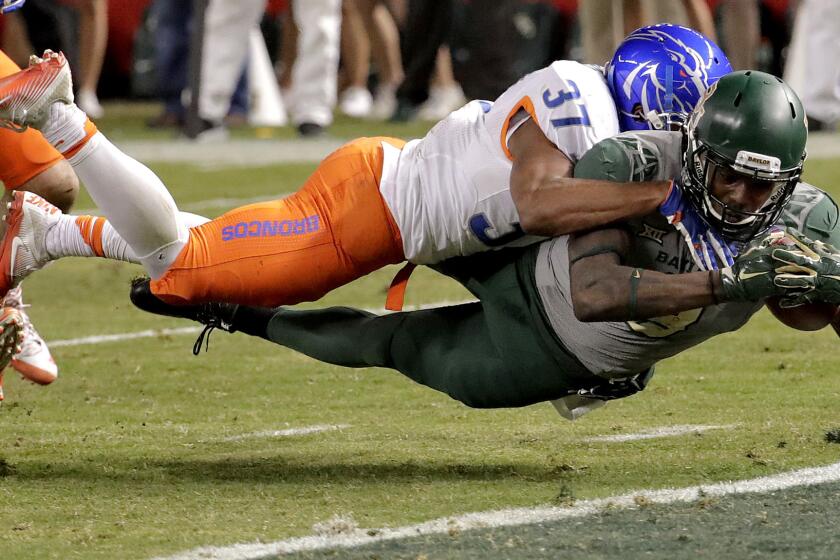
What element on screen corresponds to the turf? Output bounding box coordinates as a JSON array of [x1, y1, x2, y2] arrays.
[[286, 480, 840, 560], [0, 112, 839, 559]]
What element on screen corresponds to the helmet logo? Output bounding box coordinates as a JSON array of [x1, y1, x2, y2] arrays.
[[619, 28, 717, 111], [609, 24, 732, 131], [735, 150, 781, 173]]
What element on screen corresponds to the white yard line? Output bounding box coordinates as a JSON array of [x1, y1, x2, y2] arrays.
[[48, 300, 476, 348], [151, 460, 840, 560], [219, 424, 351, 442], [50, 326, 202, 348], [582, 424, 737, 443]]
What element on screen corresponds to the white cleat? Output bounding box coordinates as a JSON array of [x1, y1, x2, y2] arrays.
[[0, 190, 62, 299], [0, 306, 25, 402], [0, 49, 73, 132], [4, 286, 57, 385]]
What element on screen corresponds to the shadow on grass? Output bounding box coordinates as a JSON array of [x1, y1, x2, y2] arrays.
[[8, 455, 580, 485]]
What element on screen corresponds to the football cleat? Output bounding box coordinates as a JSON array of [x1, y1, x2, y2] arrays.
[[4, 286, 57, 385], [129, 278, 239, 354], [0, 307, 25, 402], [0, 49, 72, 132], [0, 191, 61, 298]]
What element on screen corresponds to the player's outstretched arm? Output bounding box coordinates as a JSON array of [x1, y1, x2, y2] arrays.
[[567, 227, 721, 321], [507, 119, 670, 237], [569, 226, 825, 323]]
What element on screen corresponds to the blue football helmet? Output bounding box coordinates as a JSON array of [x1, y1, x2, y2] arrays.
[[606, 24, 732, 131]]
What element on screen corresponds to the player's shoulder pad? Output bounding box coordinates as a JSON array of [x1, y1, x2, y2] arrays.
[[574, 133, 658, 182], [783, 183, 840, 245]]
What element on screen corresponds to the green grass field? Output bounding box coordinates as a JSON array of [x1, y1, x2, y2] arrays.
[[1, 109, 839, 559]]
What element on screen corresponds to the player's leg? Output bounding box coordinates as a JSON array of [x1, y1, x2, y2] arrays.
[[129, 256, 591, 408], [149, 136, 406, 306], [129, 274, 566, 408], [0, 49, 78, 391], [0, 51, 189, 282], [0, 50, 79, 212], [45, 210, 210, 265], [266, 304, 566, 408], [0, 52, 406, 308]]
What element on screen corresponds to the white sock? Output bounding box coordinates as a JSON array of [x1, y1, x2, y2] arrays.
[[63, 132, 189, 279], [45, 211, 210, 263], [39, 102, 90, 155], [45, 214, 137, 262]]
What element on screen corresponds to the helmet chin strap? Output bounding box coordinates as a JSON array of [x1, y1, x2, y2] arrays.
[[645, 110, 665, 130], [644, 64, 675, 131]]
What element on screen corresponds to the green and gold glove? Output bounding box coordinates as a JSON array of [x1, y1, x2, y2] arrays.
[[718, 228, 816, 303], [771, 233, 840, 307]]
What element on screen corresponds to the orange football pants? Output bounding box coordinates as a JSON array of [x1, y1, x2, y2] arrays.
[[0, 50, 64, 190], [151, 137, 407, 306]]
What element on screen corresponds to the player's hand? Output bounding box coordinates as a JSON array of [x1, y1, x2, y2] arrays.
[[660, 179, 738, 271], [718, 227, 808, 302], [770, 231, 840, 307], [1, 0, 25, 14]]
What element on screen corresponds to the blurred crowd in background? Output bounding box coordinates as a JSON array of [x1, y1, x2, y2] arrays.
[[1, 0, 837, 138]]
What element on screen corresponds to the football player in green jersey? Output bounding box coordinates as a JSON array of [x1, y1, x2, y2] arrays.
[[131, 71, 840, 418]]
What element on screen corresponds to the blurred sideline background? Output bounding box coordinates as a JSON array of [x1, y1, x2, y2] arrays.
[[0, 0, 834, 139]]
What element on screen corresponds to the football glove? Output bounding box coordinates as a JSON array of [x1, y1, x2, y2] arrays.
[[769, 232, 840, 307], [718, 227, 807, 302], [660, 180, 738, 271], [1, 0, 25, 14]]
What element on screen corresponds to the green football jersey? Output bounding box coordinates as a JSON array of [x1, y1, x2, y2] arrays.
[[533, 131, 840, 378]]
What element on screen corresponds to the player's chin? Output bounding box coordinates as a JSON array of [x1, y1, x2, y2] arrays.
[[765, 297, 840, 331]]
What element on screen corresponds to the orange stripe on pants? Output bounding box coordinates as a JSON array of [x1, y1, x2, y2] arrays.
[[151, 137, 407, 307]]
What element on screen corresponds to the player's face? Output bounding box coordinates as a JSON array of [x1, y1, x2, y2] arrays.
[[707, 164, 785, 215]]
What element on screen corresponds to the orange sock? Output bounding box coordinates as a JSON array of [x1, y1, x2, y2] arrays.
[[74, 215, 107, 257]]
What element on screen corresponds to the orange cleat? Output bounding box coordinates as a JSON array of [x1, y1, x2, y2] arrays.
[[0, 190, 62, 298], [0, 50, 72, 132], [0, 307, 25, 401], [4, 287, 57, 385]]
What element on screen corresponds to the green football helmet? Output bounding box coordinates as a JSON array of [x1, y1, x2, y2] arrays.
[[682, 70, 808, 243]]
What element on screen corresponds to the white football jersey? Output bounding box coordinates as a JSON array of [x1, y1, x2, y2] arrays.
[[379, 61, 621, 264]]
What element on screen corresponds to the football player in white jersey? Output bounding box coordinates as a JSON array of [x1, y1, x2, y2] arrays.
[[0, 26, 731, 318]]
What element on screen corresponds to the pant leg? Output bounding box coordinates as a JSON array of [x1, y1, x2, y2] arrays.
[[288, 0, 341, 127], [199, 0, 265, 123], [152, 0, 192, 117], [151, 137, 407, 306], [798, 0, 840, 124], [396, 0, 452, 106], [265, 303, 571, 408], [259, 248, 596, 408], [229, 65, 250, 116]]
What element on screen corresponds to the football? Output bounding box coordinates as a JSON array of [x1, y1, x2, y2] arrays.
[[766, 297, 839, 331]]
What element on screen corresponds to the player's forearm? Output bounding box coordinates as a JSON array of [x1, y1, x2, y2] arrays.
[[571, 262, 720, 321], [512, 174, 670, 236]]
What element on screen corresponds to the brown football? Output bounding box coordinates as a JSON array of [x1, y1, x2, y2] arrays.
[[766, 297, 839, 331]]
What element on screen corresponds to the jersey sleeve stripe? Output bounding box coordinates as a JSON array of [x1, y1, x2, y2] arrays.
[[499, 96, 537, 161]]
